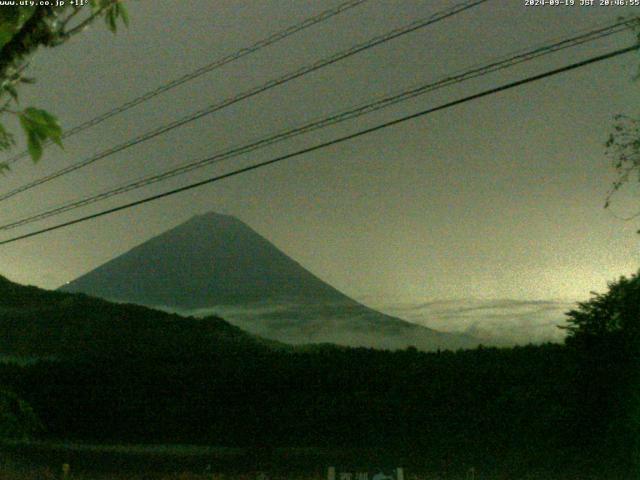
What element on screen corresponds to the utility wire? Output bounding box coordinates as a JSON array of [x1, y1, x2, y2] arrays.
[[2, 0, 370, 166], [0, 18, 630, 232], [0, 0, 488, 202], [1, 43, 636, 246]]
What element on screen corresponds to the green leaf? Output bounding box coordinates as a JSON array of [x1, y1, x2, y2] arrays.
[[104, 5, 118, 33], [25, 128, 43, 162], [0, 122, 15, 151], [5, 84, 18, 103], [0, 7, 36, 49], [116, 3, 129, 27], [0, 162, 10, 175], [18, 107, 63, 161], [41, 112, 63, 146], [0, 8, 20, 48]]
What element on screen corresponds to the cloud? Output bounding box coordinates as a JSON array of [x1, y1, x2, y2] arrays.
[[367, 298, 578, 345], [155, 297, 579, 347]]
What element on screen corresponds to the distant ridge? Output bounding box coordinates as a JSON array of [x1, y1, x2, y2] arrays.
[[60, 212, 480, 351], [0, 274, 273, 359]]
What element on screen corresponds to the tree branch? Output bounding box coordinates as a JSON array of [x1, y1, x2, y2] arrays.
[[64, 1, 119, 38]]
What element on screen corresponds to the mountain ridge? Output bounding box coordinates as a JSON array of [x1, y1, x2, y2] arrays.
[[0, 273, 279, 359]]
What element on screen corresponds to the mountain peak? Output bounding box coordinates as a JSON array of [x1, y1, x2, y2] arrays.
[[60, 215, 480, 351], [189, 211, 237, 223], [61, 213, 350, 308], [172, 211, 244, 232]]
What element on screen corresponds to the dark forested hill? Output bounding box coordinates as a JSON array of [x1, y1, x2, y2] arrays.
[[1, 339, 631, 479], [0, 275, 634, 479], [0, 274, 274, 359], [59, 212, 479, 351]]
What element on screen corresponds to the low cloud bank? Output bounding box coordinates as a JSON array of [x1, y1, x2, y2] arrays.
[[155, 297, 578, 347], [366, 298, 577, 345]]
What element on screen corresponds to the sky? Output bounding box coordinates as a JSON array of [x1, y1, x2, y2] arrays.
[[0, 0, 639, 338]]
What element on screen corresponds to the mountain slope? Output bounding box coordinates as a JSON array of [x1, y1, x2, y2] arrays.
[[0, 275, 274, 359], [60, 212, 479, 351], [62, 213, 351, 308]]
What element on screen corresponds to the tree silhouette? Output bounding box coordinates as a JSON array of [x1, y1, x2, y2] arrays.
[[0, 1, 129, 167], [562, 271, 640, 475], [604, 17, 640, 216], [563, 270, 640, 343]]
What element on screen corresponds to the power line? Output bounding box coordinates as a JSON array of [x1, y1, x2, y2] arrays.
[[0, 0, 488, 202], [1, 43, 636, 246], [0, 18, 629, 232], [2, 0, 370, 166]]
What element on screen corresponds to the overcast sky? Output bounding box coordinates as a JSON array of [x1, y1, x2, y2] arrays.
[[1, 0, 639, 330]]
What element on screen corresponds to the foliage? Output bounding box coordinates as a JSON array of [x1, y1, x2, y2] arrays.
[[605, 17, 640, 214], [563, 270, 640, 342], [0, 1, 129, 167], [605, 114, 640, 211], [17, 107, 62, 161], [0, 387, 41, 439], [0, 276, 635, 478], [562, 271, 640, 475]]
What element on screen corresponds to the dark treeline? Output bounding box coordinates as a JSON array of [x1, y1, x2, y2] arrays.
[[0, 340, 634, 479], [0, 274, 637, 479]]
